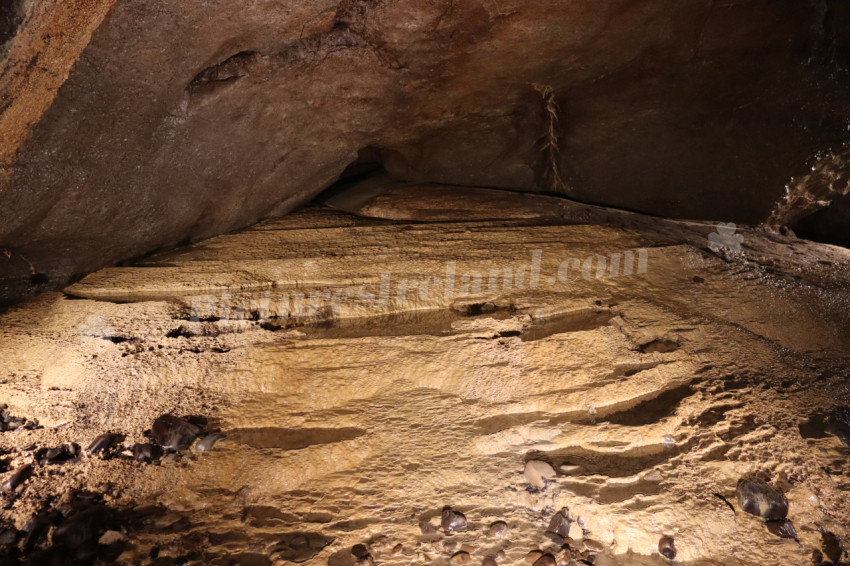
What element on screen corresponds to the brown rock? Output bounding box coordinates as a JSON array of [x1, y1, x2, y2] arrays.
[[487, 521, 508, 538], [658, 536, 676, 560], [532, 554, 556, 566], [3, 2, 849, 303], [583, 539, 603, 553], [547, 508, 571, 537], [441, 506, 467, 533]]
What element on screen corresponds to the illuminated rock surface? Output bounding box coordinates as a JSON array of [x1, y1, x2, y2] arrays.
[[2, 1, 850, 303], [1, 190, 849, 564]]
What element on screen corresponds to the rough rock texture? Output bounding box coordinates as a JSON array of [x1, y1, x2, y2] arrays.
[[2, 194, 850, 564], [1, 0, 850, 304]]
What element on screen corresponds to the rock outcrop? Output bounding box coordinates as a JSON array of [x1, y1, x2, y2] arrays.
[[1, 0, 849, 303]]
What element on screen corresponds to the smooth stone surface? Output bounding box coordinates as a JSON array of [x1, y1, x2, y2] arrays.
[[150, 414, 202, 452], [736, 478, 789, 521]]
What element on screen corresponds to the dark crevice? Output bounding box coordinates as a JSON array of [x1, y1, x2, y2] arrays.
[[0, 0, 25, 49], [602, 384, 694, 426]]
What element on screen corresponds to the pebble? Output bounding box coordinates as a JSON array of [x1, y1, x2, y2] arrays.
[[487, 520, 508, 538], [658, 536, 676, 559], [195, 432, 226, 453], [441, 506, 468, 533], [351, 543, 370, 560], [766, 520, 798, 541], [86, 433, 124, 455], [1, 464, 33, 493], [547, 508, 571, 537], [0, 405, 39, 432], [392, 543, 403, 554], [525, 550, 544, 563], [451, 551, 471, 564], [151, 414, 203, 451], [544, 531, 564, 545], [482, 557, 497, 566], [583, 539, 603, 553], [132, 443, 163, 463], [525, 460, 556, 489], [37, 443, 80, 465], [736, 477, 788, 520], [532, 554, 556, 566]]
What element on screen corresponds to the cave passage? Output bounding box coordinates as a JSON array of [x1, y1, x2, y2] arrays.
[[1, 2, 850, 565]]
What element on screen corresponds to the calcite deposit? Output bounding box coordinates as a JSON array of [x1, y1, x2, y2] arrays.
[[1, 189, 849, 565]]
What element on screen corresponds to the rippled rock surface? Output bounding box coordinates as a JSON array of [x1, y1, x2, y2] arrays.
[[1, 198, 849, 564]]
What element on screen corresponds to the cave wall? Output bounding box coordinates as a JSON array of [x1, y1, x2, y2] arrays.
[[1, 0, 849, 303]]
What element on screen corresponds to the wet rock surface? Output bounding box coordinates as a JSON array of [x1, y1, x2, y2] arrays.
[[0, 203, 849, 564]]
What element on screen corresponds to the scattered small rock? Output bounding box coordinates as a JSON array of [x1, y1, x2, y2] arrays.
[[451, 551, 471, 564], [0, 404, 40, 432], [766, 519, 798, 541], [547, 508, 571, 538], [419, 520, 438, 535], [441, 506, 468, 533], [524, 460, 556, 489], [531, 553, 556, 566], [658, 536, 676, 560], [736, 477, 788, 521], [151, 414, 203, 451], [583, 539, 603, 553], [132, 443, 163, 463], [482, 557, 497, 566], [487, 520, 508, 538], [525, 550, 544, 563], [1, 463, 33, 493], [86, 433, 124, 456], [351, 543, 370, 561], [37, 443, 80, 465]]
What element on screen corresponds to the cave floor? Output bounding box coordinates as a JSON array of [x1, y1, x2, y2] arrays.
[[1, 188, 850, 565]]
